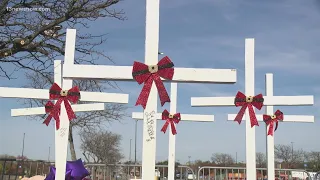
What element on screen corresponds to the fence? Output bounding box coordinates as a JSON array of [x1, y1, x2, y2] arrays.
[[0, 158, 53, 180], [314, 172, 320, 180], [197, 166, 313, 180], [0, 158, 318, 180], [84, 163, 195, 180]]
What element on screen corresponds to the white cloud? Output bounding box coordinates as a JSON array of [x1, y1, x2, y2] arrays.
[[173, 32, 320, 75], [161, 0, 235, 8], [182, 83, 234, 97], [255, 49, 320, 75]]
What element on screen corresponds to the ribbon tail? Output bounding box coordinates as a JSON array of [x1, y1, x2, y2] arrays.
[[43, 115, 52, 126], [161, 121, 170, 134], [153, 74, 170, 106], [274, 122, 279, 132], [52, 99, 63, 117], [51, 99, 63, 130], [136, 78, 153, 109], [268, 122, 274, 136], [234, 104, 247, 124], [55, 119, 60, 130], [248, 104, 259, 127], [170, 122, 177, 135], [64, 99, 76, 121]]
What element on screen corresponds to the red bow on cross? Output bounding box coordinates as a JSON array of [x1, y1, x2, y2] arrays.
[[161, 109, 181, 135], [132, 56, 174, 109], [42, 101, 61, 130], [263, 110, 284, 136], [46, 83, 80, 129], [234, 91, 264, 127]]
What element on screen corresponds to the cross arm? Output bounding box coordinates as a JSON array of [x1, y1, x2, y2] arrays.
[[63, 64, 237, 83], [191, 96, 314, 106], [227, 114, 314, 123], [0, 87, 129, 103], [11, 103, 105, 117], [132, 112, 214, 122]]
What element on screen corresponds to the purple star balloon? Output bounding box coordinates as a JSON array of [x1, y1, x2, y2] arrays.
[[66, 159, 89, 180], [45, 159, 89, 180]]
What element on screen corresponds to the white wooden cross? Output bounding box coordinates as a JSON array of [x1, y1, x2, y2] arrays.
[[191, 39, 314, 180], [132, 82, 214, 180], [62, 32, 236, 180], [2, 37, 129, 180], [227, 73, 314, 180]]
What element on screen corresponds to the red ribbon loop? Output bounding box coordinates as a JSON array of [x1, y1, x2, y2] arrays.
[[132, 56, 174, 109], [42, 101, 61, 130], [161, 109, 181, 135], [47, 83, 80, 129], [234, 91, 264, 127], [263, 110, 284, 136]]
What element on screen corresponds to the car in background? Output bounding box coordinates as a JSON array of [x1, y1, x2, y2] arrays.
[[187, 172, 196, 180], [155, 169, 161, 180]]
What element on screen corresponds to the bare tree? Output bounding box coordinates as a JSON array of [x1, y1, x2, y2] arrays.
[[256, 152, 266, 168], [0, 0, 129, 160], [305, 151, 320, 171], [211, 153, 235, 166], [0, 0, 125, 79], [275, 144, 304, 168], [81, 130, 123, 164]]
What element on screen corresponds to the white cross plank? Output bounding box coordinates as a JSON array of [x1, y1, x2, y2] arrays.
[[132, 113, 214, 122], [227, 73, 314, 180], [55, 29, 75, 180], [191, 96, 313, 106], [11, 103, 105, 116], [63, 64, 236, 83], [141, 1, 159, 178], [191, 39, 314, 180], [0, 87, 128, 103], [132, 83, 214, 180], [62, 30, 235, 180], [227, 114, 314, 122]]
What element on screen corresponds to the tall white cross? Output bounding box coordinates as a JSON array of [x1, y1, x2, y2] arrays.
[[227, 73, 314, 180], [1, 34, 129, 180], [62, 33, 236, 180], [191, 39, 314, 180], [132, 82, 214, 180]]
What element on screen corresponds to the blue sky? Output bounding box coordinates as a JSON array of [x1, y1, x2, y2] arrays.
[[0, 0, 319, 164]]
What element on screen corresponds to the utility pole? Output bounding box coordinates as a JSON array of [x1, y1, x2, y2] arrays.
[[291, 142, 294, 168], [291, 142, 294, 157], [236, 152, 238, 164], [129, 139, 132, 163], [21, 133, 25, 158], [188, 156, 191, 165], [134, 119, 137, 164], [48, 147, 51, 162]]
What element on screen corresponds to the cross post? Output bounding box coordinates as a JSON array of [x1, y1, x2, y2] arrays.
[[132, 83, 214, 180], [227, 73, 314, 180], [62, 31, 236, 180], [191, 39, 314, 180]]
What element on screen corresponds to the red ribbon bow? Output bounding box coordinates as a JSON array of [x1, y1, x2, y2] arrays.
[[47, 83, 80, 129], [132, 56, 174, 109], [234, 91, 264, 127], [263, 110, 284, 136], [42, 101, 61, 130], [161, 109, 181, 135]]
